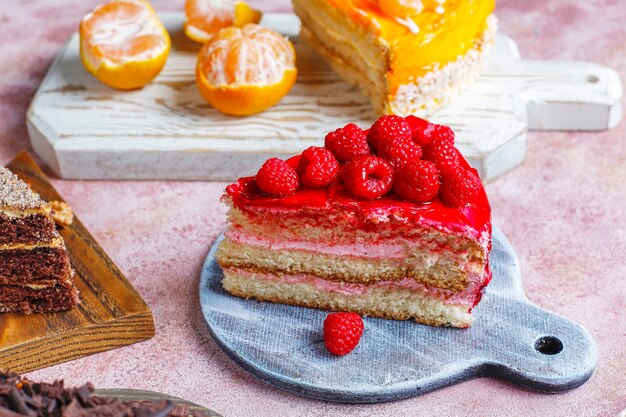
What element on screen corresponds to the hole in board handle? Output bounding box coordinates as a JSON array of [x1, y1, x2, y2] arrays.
[[534, 336, 563, 355], [587, 75, 600, 83]]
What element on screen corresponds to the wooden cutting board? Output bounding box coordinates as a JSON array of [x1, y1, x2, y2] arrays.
[[199, 228, 597, 403], [0, 151, 154, 373], [27, 13, 622, 182]]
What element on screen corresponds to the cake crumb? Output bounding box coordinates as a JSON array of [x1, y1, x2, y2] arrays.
[[50, 200, 74, 227]]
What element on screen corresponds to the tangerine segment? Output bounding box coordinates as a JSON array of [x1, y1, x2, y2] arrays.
[[184, 0, 262, 44], [80, 0, 170, 90], [234, 2, 263, 27], [195, 24, 297, 116]]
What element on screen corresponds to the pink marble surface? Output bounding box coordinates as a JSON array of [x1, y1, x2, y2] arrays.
[[1, 0, 625, 415]]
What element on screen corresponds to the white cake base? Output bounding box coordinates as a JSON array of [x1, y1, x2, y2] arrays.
[[27, 13, 622, 182]]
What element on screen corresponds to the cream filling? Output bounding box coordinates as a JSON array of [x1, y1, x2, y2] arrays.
[[225, 228, 477, 269], [224, 267, 482, 306], [1, 273, 75, 290], [0, 206, 51, 219], [8, 282, 56, 290], [0, 237, 63, 251]]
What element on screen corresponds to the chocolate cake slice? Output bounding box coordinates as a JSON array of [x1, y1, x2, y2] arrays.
[[0, 166, 79, 313]]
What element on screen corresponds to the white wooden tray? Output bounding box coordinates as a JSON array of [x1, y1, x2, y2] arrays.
[[27, 13, 622, 182]]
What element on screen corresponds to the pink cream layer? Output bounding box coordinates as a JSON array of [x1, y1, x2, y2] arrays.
[[225, 229, 483, 278], [225, 267, 488, 308], [227, 228, 416, 258]]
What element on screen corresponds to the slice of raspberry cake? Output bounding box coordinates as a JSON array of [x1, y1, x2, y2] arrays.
[[216, 115, 491, 327]]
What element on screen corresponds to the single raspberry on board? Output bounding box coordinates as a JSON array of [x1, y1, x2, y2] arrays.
[[324, 123, 370, 162], [342, 155, 394, 200], [297, 146, 339, 188], [439, 165, 482, 207], [394, 159, 440, 203], [255, 158, 299, 197], [324, 312, 364, 356], [377, 136, 423, 170], [422, 136, 460, 172], [367, 115, 412, 152]]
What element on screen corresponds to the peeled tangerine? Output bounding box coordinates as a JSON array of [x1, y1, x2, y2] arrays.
[[196, 24, 297, 116], [80, 0, 170, 90], [184, 0, 262, 44]]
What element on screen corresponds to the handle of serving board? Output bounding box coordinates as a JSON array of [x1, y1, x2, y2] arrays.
[[484, 301, 598, 392]]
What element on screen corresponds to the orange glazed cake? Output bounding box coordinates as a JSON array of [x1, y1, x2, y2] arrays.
[[292, 0, 497, 115], [216, 115, 492, 327]]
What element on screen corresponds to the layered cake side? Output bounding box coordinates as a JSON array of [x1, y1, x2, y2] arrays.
[[217, 115, 492, 327], [292, 0, 497, 115], [0, 166, 79, 313]]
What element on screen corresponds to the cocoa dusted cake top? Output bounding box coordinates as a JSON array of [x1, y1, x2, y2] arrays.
[[0, 166, 46, 210], [0, 372, 208, 417]]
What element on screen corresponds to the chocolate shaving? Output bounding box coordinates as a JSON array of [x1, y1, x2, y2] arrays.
[[6, 387, 30, 416], [170, 405, 190, 417], [0, 406, 26, 417], [45, 401, 56, 415], [74, 385, 91, 406], [0, 372, 206, 417], [135, 401, 176, 417]]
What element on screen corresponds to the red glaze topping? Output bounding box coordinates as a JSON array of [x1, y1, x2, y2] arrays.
[[226, 150, 490, 240], [227, 116, 492, 241]]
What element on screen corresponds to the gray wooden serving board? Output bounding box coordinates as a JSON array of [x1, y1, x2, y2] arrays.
[[199, 227, 597, 403], [27, 13, 622, 182]]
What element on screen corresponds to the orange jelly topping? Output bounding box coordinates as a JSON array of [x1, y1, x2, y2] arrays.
[[326, 0, 495, 94]]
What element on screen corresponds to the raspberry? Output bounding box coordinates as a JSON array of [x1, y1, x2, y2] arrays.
[[439, 166, 482, 207], [422, 136, 460, 173], [394, 160, 439, 203], [367, 115, 411, 152], [323, 312, 364, 356], [377, 136, 422, 170], [414, 123, 455, 147], [324, 123, 370, 162], [255, 158, 299, 197], [285, 155, 301, 170], [404, 115, 430, 137], [297, 146, 339, 188], [342, 155, 394, 200]]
